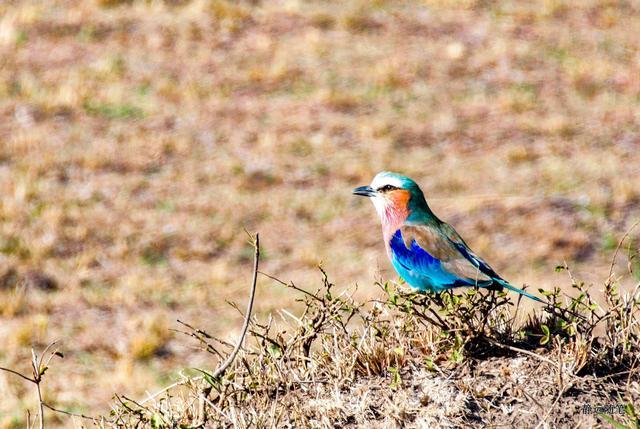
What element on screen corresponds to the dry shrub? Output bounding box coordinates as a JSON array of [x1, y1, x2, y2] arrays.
[[3, 233, 639, 427], [106, 258, 640, 428]]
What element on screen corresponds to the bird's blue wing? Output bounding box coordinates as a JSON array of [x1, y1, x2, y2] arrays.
[[448, 235, 503, 280], [388, 227, 494, 292], [395, 223, 545, 302]]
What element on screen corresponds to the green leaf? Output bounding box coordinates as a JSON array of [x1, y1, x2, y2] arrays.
[[540, 324, 551, 345], [390, 294, 398, 305], [388, 366, 402, 388], [623, 402, 636, 419], [194, 368, 219, 387], [83, 101, 144, 120], [450, 348, 464, 363], [151, 413, 164, 429], [424, 357, 435, 371], [598, 414, 630, 429], [268, 344, 282, 358]]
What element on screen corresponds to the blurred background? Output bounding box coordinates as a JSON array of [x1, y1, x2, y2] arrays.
[[0, 0, 639, 425]]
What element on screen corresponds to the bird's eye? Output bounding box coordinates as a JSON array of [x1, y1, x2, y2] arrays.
[[377, 184, 397, 192]]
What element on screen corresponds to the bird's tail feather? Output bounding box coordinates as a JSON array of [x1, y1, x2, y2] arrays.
[[495, 279, 545, 303], [494, 279, 589, 322]]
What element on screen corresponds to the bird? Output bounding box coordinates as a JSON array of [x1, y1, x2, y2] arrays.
[[353, 171, 543, 302]]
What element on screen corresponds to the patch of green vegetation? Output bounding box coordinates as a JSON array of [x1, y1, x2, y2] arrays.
[[28, 201, 46, 220], [288, 138, 313, 157], [107, 258, 640, 426], [4, 414, 25, 429], [110, 54, 127, 77], [599, 402, 639, 429], [7, 79, 21, 97], [0, 235, 31, 260], [83, 101, 144, 120], [601, 232, 619, 252], [141, 246, 167, 266], [78, 25, 97, 42], [546, 46, 570, 64], [156, 200, 176, 213], [236, 244, 268, 263], [15, 30, 28, 46], [136, 82, 152, 97]]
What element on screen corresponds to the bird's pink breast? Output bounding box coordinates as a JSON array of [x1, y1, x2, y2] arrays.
[[380, 192, 410, 253]]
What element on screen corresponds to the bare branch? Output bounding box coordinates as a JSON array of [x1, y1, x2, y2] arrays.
[[42, 402, 96, 421], [608, 219, 640, 282], [259, 271, 322, 302], [209, 233, 259, 379], [485, 338, 557, 366], [140, 232, 261, 405], [30, 348, 45, 429], [0, 366, 35, 384]]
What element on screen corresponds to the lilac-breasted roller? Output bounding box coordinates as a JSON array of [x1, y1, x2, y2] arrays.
[[353, 172, 543, 302]]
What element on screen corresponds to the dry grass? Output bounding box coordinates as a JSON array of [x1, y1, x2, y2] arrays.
[[0, 0, 639, 427], [104, 257, 640, 428]]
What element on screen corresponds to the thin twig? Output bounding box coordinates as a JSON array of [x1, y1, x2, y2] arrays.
[[139, 378, 195, 407], [485, 338, 557, 366], [608, 219, 640, 281], [1, 342, 68, 428], [31, 349, 45, 429], [42, 402, 96, 421], [35, 381, 44, 429], [259, 271, 322, 301], [534, 382, 572, 429], [0, 366, 35, 383], [140, 232, 261, 405], [209, 233, 259, 379]]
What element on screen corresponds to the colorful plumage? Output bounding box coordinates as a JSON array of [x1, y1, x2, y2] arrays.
[[353, 172, 543, 302]]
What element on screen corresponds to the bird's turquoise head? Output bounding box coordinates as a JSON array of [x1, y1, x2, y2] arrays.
[[353, 172, 430, 230]]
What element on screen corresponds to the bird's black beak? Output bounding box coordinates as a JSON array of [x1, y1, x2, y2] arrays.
[[352, 185, 375, 197]]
